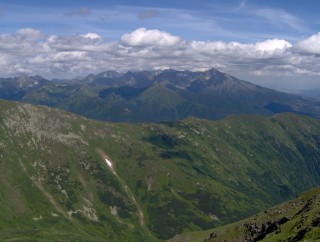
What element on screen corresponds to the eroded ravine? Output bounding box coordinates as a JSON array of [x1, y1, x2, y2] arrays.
[[96, 148, 148, 232]]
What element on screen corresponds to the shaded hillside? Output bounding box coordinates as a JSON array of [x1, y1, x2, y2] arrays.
[[0, 100, 320, 240], [169, 187, 320, 242], [1, 69, 320, 122]]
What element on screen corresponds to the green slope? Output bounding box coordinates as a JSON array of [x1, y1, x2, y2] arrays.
[[0, 99, 320, 240], [48, 84, 213, 123], [169, 187, 320, 242], [23, 82, 317, 123]]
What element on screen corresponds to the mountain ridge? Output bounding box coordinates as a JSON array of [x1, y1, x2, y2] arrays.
[[1, 68, 319, 123]]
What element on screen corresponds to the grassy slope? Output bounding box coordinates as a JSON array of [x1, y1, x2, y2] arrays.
[[0, 100, 154, 241], [169, 187, 320, 242], [0, 99, 320, 240], [20, 83, 281, 123]]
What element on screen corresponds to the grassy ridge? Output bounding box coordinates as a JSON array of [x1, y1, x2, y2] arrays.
[[169, 187, 320, 242]]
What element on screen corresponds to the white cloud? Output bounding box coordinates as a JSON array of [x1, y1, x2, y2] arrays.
[[15, 28, 43, 40], [189, 39, 292, 59], [295, 32, 320, 55], [253, 39, 292, 53], [80, 33, 102, 40], [0, 28, 320, 80], [121, 28, 181, 46]]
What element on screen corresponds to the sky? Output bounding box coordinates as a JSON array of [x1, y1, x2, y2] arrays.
[[0, 0, 320, 91]]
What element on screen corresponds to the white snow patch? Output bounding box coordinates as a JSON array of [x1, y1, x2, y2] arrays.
[[105, 158, 113, 167]]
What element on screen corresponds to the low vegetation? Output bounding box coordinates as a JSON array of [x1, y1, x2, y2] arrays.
[[0, 99, 320, 240]]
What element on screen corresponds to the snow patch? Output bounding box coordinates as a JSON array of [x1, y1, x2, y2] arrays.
[[105, 158, 113, 168]]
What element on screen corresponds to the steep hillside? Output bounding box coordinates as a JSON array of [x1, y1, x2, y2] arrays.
[[170, 187, 320, 242], [1, 69, 320, 122], [1, 100, 320, 240]]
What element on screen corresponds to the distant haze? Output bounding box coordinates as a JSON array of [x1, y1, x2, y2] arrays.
[[235, 74, 320, 93]]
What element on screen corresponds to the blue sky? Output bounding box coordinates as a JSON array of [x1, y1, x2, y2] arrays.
[[0, 0, 320, 91], [1, 0, 318, 41]]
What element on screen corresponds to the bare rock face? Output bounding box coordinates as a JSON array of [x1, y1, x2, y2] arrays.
[[242, 216, 290, 241]]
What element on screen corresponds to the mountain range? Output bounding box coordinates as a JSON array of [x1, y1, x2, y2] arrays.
[[0, 99, 320, 240], [1, 68, 320, 123]]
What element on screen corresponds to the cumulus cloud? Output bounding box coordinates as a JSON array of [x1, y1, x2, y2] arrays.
[[15, 28, 43, 40], [121, 28, 181, 46], [253, 39, 292, 52], [80, 33, 102, 40], [189, 39, 292, 59], [0, 28, 320, 79], [138, 10, 158, 20], [65, 7, 91, 17], [295, 32, 320, 55]]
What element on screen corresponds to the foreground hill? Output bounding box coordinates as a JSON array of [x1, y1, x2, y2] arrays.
[[169, 187, 320, 242], [1, 69, 320, 122], [1, 99, 320, 240]]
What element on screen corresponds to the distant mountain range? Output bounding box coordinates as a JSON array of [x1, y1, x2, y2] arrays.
[[1, 69, 320, 122], [0, 99, 320, 240]]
